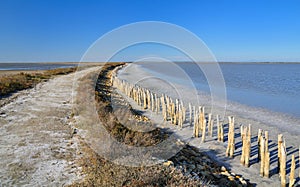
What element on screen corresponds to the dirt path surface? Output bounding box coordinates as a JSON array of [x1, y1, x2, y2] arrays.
[[0, 67, 101, 186]]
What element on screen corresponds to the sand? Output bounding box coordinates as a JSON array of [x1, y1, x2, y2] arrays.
[[116, 63, 300, 186]]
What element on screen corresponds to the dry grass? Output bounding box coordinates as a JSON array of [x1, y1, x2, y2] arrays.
[[0, 67, 77, 97]]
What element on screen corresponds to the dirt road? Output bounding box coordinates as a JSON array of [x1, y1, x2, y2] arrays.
[[0, 67, 100, 186]]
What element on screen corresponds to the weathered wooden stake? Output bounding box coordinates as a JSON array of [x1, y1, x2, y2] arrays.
[[280, 143, 286, 187], [226, 116, 235, 158], [264, 152, 270, 178], [245, 124, 251, 167], [240, 125, 246, 165], [208, 113, 213, 137], [260, 136, 265, 177], [151, 92, 154, 111], [200, 107, 205, 132], [189, 103, 192, 126], [193, 107, 198, 137], [202, 119, 207, 143], [289, 154, 295, 187], [264, 131, 270, 178], [217, 115, 221, 141], [258, 129, 263, 161], [278, 134, 283, 174], [143, 91, 147, 109]]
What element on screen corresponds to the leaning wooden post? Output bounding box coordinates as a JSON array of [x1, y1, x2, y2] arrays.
[[278, 134, 283, 174], [280, 143, 286, 187], [289, 154, 296, 187]]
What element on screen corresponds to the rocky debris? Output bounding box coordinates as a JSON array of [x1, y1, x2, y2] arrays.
[[168, 145, 252, 186]]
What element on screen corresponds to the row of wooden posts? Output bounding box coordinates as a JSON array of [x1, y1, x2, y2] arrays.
[[112, 76, 299, 187]]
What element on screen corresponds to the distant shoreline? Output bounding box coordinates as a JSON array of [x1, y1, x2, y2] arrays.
[[0, 61, 300, 65], [0, 62, 107, 71]]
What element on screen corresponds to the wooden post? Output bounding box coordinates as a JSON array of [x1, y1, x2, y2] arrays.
[[143, 91, 147, 109], [178, 106, 182, 128], [202, 119, 207, 143], [193, 114, 197, 137], [263, 131, 270, 178], [217, 115, 221, 141], [171, 103, 175, 124], [299, 146, 300, 179], [200, 107, 205, 132], [189, 103, 192, 126], [260, 136, 265, 177], [264, 152, 270, 178], [278, 134, 283, 174], [240, 124, 251, 167], [226, 117, 231, 157], [226, 116, 235, 158], [258, 129, 263, 161], [147, 90, 151, 109], [240, 125, 246, 165], [245, 124, 251, 168], [182, 101, 186, 124], [289, 154, 295, 187], [208, 113, 212, 137], [151, 92, 154, 111], [280, 143, 286, 187], [193, 107, 198, 137], [220, 118, 224, 142], [155, 94, 158, 114], [265, 131, 269, 154], [176, 99, 179, 116], [161, 96, 166, 120]]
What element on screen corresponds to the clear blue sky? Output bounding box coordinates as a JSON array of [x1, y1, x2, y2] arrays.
[[1, 0, 300, 62]]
